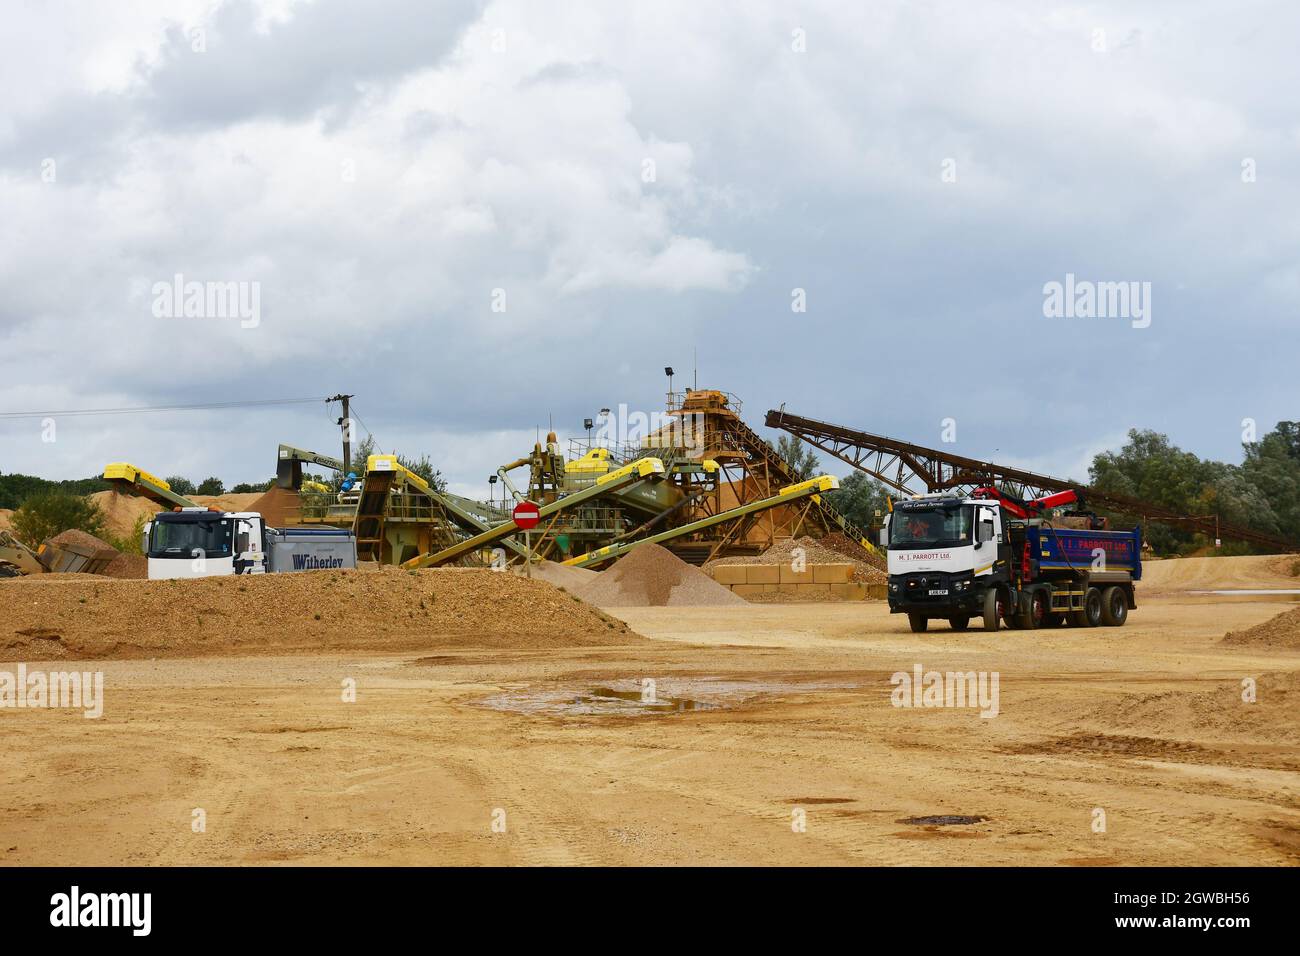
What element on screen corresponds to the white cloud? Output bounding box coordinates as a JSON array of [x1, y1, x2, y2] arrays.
[[2, 0, 1298, 492]]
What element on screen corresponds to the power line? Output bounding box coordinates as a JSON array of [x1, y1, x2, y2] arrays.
[[0, 396, 329, 421]]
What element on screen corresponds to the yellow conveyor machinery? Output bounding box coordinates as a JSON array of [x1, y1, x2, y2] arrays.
[[401, 457, 666, 569]]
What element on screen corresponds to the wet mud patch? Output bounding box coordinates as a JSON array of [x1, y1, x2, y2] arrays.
[[479, 677, 857, 717]]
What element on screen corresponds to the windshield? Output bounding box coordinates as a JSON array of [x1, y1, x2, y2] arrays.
[[148, 518, 234, 559], [889, 504, 974, 549]]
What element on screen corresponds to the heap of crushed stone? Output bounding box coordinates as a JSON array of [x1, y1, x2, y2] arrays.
[[575, 543, 746, 608]]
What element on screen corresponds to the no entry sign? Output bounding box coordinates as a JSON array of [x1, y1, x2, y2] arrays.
[[513, 501, 541, 530]]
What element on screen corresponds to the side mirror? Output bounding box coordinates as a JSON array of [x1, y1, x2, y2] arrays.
[[978, 520, 995, 544], [878, 528, 889, 548]]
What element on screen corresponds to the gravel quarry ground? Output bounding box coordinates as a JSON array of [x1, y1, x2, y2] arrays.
[[1, 556, 1298, 866]]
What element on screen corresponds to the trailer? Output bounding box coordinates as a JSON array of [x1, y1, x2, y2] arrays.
[[882, 487, 1141, 632]]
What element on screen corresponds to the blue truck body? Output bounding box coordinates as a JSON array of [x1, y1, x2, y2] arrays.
[[1030, 524, 1142, 580]]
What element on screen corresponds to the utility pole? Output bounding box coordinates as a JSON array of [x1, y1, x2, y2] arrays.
[[327, 393, 355, 474]]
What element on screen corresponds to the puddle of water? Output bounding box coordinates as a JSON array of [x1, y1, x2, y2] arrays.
[[479, 677, 856, 717], [899, 815, 989, 826]]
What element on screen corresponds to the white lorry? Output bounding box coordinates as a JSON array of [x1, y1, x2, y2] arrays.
[[882, 487, 1141, 632], [145, 508, 357, 580]]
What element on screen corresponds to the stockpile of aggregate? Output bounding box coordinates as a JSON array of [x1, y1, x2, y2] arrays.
[[575, 543, 746, 608], [0, 566, 642, 660]]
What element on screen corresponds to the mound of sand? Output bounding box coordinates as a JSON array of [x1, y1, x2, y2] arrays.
[[519, 560, 598, 591], [706, 535, 886, 585], [1078, 671, 1300, 746], [1140, 554, 1299, 594], [192, 492, 264, 512], [576, 543, 745, 608], [102, 553, 147, 579], [246, 486, 302, 527], [90, 491, 161, 540], [0, 566, 641, 661], [1222, 606, 1300, 649], [46, 528, 117, 552]]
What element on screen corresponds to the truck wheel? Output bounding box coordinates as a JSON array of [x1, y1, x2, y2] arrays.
[[981, 590, 1003, 632], [950, 616, 970, 631], [1073, 587, 1103, 627], [908, 613, 929, 633], [1100, 585, 1128, 626], [1018, 589, 1049, 629]]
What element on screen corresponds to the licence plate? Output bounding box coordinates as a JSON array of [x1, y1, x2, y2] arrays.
[[928, 589, 949, 596]]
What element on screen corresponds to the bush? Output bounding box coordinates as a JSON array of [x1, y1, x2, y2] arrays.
[[11, 492, 105, 548], [105, 513, 151, 555], [196, 477, 225, 496]]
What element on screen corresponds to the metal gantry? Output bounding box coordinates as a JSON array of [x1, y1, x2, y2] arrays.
[[765, 409, 1300, 553]]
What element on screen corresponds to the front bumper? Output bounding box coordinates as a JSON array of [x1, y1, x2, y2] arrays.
[[887, 571, 981, 614]]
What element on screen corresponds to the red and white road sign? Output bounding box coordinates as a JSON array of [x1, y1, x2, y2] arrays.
[[513, 501, 541, 530]]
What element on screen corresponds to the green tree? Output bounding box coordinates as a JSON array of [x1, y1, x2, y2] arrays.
[[229, 481, 273, 494], [11, 492, 105, 548], [196, 477, 225, 496], [828, 471, 891, 530], [0, 473, 109, 510], [1241, 421, 1300, 540], [165, 475, 196, 497], [397, 453, 446, 492], [769, 434, 821, 480]]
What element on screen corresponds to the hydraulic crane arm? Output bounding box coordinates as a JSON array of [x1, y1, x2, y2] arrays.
[[971, 486, 1080, 519]]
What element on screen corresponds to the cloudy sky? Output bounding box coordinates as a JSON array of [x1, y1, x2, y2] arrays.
[[2, 0, 1296, 498]]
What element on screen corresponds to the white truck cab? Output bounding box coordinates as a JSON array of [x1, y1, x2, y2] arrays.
[[145, 509, 268, 580]]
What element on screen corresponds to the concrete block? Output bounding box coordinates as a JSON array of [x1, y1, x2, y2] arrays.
[[811, 563, 854, 584], [745, 564, 780, 585], [779, 564, 814, 584], [794, 583, 832, 597], [711, 565, 748, 585]]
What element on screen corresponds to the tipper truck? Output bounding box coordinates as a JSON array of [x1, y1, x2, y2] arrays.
[[882, 487, 1140, 632], [146, 508, 356, 580]]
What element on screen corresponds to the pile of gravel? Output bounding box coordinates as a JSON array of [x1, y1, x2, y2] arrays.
[[576, 543, 746, 608]]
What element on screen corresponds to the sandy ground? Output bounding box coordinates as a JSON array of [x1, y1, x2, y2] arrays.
[[2, 587, 1298, 866]]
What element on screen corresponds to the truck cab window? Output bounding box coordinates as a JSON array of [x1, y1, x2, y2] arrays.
[[889, 504, 974, 548]]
